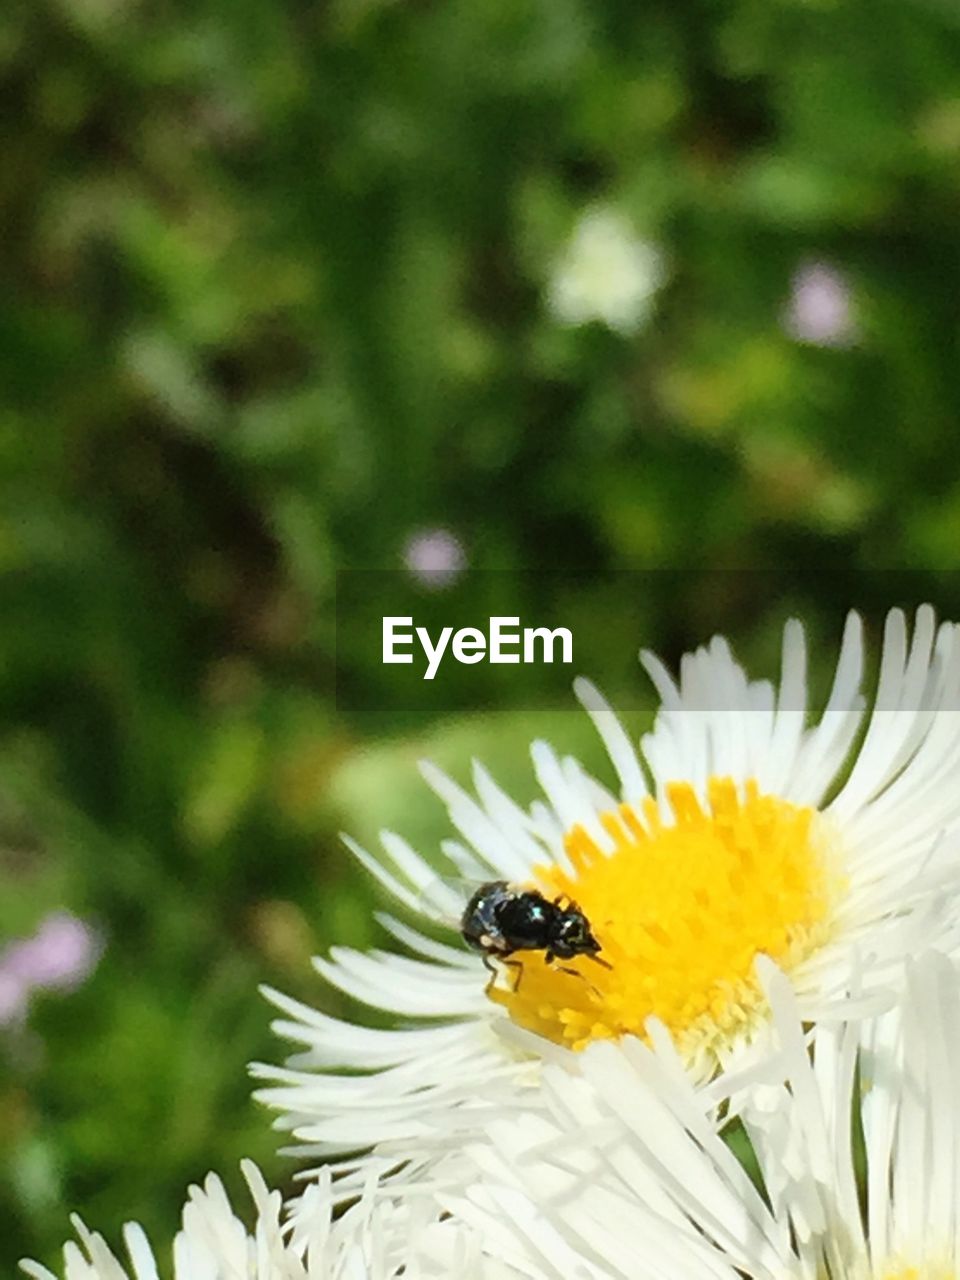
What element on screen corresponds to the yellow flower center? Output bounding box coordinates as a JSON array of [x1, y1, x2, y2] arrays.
[[489, 777, 841, 1055], [883, 1267, 956, 1280]]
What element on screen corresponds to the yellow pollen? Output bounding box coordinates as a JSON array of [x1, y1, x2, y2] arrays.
[[489, 777, 842, 1055], [882, 1267, 956, 1280]]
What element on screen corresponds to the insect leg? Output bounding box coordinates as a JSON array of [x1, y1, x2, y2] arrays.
[[480, 953, 501, 996], [502, 957, 525, 993], [545, 952, 581, 981], [481, 953, 525, 996]]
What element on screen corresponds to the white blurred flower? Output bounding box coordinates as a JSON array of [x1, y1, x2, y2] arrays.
[[784, 260, 857, 347], [448, 951, 960, 1280], [19, 1160, 513, 1280], [547, 207, 667, 335], [254, 605, 960, 1210], [402, 527, 467, 590]]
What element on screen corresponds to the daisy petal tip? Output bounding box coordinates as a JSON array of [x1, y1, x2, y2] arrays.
[[844, 607, 864, 636], [339, 831, 366, 857], [572, 674, 599, 703], [120, 1221, 152, 1267], [417, 758, 445, 788], [239, 1158, 267, 1197], [883, 605, 907, 641], [643, 1014, 673, 1050], [783, 617, 804, 643], [753, 952, 785, 993], [257, 983, 293, 1013]]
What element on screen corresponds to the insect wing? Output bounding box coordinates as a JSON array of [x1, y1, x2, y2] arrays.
[[412, 873, 487, 928]]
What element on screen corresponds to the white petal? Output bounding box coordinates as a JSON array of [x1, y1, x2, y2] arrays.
[[573, 677, 648, 805]]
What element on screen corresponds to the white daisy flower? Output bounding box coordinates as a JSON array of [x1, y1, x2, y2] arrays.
[[19, 1159, 510, 1280], [446, 950, 960, 1280], [254, 606, 960, 1201], [546, 206, 667, 335]]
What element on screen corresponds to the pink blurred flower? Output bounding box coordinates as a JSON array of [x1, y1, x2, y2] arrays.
[[784, 260, 857, 347], [0, 912, 102, 1027], [0, 969, 27, 1027], [402, 528, 466, 590]]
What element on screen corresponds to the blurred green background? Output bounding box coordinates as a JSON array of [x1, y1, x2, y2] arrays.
[[5, 0, 960, 1268]]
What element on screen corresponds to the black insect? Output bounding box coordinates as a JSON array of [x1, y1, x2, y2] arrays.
[[460, 879, 611, 990]]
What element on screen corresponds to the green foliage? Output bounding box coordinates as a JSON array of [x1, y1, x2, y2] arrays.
[[3, 0, 960, 1268]]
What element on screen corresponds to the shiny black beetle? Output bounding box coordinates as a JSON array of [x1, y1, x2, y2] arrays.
[[460, 879, 610, 986]]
